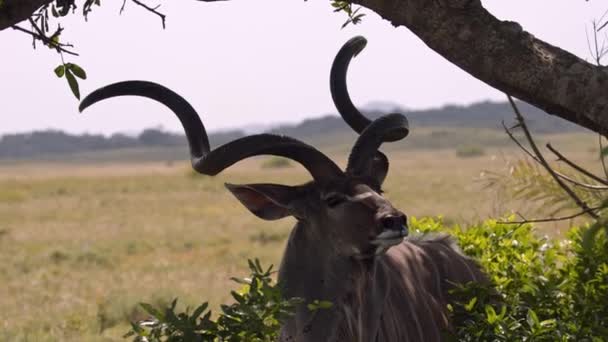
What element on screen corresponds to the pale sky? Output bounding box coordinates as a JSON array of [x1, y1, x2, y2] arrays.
[[0, 1, 605, 135]]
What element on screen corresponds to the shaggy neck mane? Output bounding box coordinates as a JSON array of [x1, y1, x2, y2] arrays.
[[279, 225, 485, 342], [339, 235, 485, 342]]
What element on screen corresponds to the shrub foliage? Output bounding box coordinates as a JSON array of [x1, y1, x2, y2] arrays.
[[124, 260, 302, 342], [414, 217, 608, 341], [126, 218, 608, 341]]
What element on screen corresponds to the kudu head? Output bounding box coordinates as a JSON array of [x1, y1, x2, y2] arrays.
[[78, 36, 409, 259]]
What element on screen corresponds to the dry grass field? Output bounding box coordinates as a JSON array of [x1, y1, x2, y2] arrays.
[[0, 131, 603, 341]]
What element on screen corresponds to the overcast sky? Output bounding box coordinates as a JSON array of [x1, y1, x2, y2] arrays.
[[0, 1, 605, 136]]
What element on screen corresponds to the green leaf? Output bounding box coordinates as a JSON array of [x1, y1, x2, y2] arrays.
[[485, 305, 498, 324], [230, 277, 251, 285], [527, 309, 540, 329], [54, 65, 65, 78], [49, 33, 60, 48], [464, 297, 477, 311], [139, 302, 163, 320], [307, 299, 333, 312], [191, 302, 208, 321], [582, 223, 603, 252], [64, 69, 80, 100], [540, 319, 556, 328], [129, 321, 144, 334], [341, 19, 352, 29], [67, 63, 87, 80], [316, 300, 333, 309]]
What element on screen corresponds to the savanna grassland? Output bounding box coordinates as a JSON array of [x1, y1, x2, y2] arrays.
[[0, 129, 603, 341]]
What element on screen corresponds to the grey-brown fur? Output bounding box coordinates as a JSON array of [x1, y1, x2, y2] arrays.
[[278, 228, 485, 342]]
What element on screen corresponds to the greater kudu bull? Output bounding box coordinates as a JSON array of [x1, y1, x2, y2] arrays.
[[79, 36, 485, 341]]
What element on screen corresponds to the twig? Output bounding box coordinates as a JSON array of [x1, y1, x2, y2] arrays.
[[506, 95, 599, 219], [552, 172, 608, 190], [502, 121, 537, 161], [502, 121, 607, 190], [585, 27, 595, 63], [598, 7, 608, 32], [11, 25, 79, 56], [497, 206, 602, 224], [599, 134, 608, 179], [546, 143, 608, 186], [131, 0, 166, 29]]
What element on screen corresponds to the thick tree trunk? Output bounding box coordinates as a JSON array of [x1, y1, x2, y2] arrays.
[[0, 0, 52, 31], [355, 0, 608, 135]]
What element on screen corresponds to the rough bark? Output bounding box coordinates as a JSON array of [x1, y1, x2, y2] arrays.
[[354, 0, 608, 135], [0, 0, 53, 31]]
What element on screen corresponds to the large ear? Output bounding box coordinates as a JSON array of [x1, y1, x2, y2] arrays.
[[224, 183, 300, 221]]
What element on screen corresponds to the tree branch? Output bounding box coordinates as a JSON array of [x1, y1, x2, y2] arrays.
[[599, 135, 608, 179], [546, 143, 608, 186], [506, 95, 599, 219], [554, 172, 608, 191], [0, 0, 52, 31], [11, 24, 79, 56], [501, 120, 607, 190], [497, 206, 602, 225], [131, 0, 166, 29], [354, 0, 608, 135]]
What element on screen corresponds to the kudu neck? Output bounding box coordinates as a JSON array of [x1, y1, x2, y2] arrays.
[[279, 220, 376, 299]]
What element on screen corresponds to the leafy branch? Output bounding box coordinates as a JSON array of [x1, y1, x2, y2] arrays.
[[330, 1, 365, 28], [124, 259, 309, 342], [486, 94, 608, 249], [9, 0, 166, 99], [54, 62, 86, 99]]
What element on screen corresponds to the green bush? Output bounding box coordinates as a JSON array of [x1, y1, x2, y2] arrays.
[[413, 217, 608, 341], [126, 218, 608, 341], [124, 259, 302, 342]]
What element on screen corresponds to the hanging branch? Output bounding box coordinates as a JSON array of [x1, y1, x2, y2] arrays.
[[599, 135, 608, 179], [120, 0, 166, 28], [11, 23, 78, 56], [505, 94, 600, 220], [8, 0, 170, 99], [497, 205, 604, 224], [502, 121, 608, 190], [553, 172, 608, 191], [546, 143, 608, 186], [131, 0, 166, 28]]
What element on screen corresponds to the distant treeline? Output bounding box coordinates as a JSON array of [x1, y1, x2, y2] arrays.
[[0, 100, 585, 160], [0, 129, 244, 160], [270, 100, 584, 141]]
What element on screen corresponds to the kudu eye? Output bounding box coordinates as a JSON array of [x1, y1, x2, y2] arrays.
[[324, 193, 346, 208]]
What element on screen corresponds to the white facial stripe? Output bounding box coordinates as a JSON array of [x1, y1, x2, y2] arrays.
[[345, 191, 377, 202]]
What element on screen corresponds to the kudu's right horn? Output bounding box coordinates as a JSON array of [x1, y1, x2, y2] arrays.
[[79, 81, 343, 182], [331, 36, 410, 177]]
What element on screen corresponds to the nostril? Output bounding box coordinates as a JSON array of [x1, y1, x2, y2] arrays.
[[381, 216, 400, 231], [401, 214, 408, 227]]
